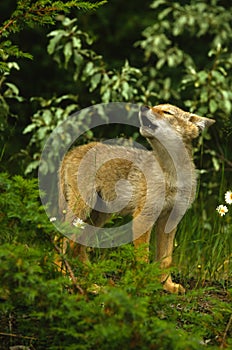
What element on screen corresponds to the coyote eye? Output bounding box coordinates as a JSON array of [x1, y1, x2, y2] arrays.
[[163, 110, 174, 116]]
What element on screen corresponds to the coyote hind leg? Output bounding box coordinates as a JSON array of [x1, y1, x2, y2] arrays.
[[156, 215, 185, 294]]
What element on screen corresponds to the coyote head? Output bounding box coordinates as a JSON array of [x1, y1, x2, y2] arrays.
[[139, 104, 215, 142]]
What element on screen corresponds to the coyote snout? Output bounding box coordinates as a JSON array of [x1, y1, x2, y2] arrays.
[[58, 104, 215, 293]]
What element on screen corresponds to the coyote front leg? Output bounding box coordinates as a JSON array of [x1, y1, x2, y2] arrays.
[[133, 229, 152, 263], [132, 210, 153, 263], [156, 214, 185, 294]]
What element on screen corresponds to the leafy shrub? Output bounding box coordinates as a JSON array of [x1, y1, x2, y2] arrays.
[[0, 173, 54, 246], [0, 174, 231, 349]]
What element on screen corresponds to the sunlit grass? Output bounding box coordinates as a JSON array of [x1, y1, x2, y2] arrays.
[[174, 188, 232, 286]]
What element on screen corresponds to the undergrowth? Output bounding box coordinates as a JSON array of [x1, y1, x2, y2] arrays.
[[0, 173, 231, 349]]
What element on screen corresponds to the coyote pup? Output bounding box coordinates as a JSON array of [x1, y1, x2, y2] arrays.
[[59, 104, 215, 293]]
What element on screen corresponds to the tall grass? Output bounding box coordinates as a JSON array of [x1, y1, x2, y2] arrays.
[[174, 175, 232, 286]]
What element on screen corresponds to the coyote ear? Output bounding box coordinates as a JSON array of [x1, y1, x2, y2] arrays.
[[189, 114, 216, 130]]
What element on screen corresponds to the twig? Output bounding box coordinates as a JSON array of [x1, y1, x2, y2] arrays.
[[0, 18, 17, 36], [220, 313, 232, 349], [0, 7, 59, 36], [0, 332, 37, 340], [54, 243, 85, 295]]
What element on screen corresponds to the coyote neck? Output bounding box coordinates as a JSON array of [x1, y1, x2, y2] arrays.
[[149, 137, 196, 195]]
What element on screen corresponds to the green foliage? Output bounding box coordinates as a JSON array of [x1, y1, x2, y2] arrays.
[[23, 94, 79, 174], [21, 0, 231, 174], [47, 16, 142, 101], [181, 45, 232, 120], [0, 62, 23, 145], [1, 0, 231, 175], [0, 0, 106, 37], [21, 16, 143, 175], [174, 205, 232, 284], [0, 173, 54, 245], [0, 41, 32, 73], [47, 17, 100, 75], [0, 173, 231, 349], [99, 60, 142, 103], [0, 0, 106, 70], [0, 0, 107, 174], [137, 0, 232, 120]]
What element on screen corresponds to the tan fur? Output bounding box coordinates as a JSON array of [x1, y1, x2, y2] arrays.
[[58, 104, 215, 293]]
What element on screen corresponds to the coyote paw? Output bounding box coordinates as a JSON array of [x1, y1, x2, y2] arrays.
[[162, 276, 185, 294]]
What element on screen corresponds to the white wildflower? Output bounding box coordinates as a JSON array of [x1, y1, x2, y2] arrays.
[[72, 217, 85, 229], [50, 217, 57, 222], [225, 190, 232, 205], [216, 205, 228, 217]]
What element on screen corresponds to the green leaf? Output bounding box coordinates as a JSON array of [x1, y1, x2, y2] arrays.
[[42, 110, 53, 126], [64, 41, 73, 68], [72, 36, 82, 49], [23, 124, 36, 134], [25, 160, 41, 175], [121, 81, 130, 100], [151, 0, 166, 9], [90, 72, 102, 92], [209, 99, 218, 113], [47, 31, 65, 55], [84, 61, 94, 76]]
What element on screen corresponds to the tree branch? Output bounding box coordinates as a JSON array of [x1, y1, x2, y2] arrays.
[[220, 313, 232, 349]]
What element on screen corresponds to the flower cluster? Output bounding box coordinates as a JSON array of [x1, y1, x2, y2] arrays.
[[72, 217, 86, 229], [216, 190, 232, 217], [49, 215, 86, 229]]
